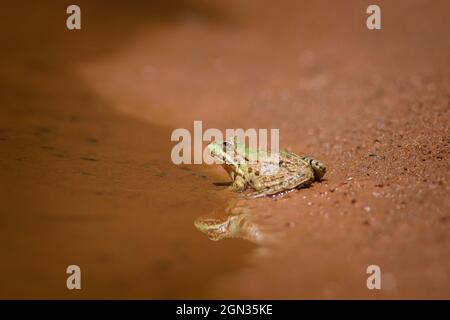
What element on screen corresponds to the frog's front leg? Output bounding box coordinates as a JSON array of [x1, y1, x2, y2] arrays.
[[230, 175, 246, 192]]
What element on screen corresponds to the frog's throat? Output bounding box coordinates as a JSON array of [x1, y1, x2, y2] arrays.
[[195, 213, 264, 243]]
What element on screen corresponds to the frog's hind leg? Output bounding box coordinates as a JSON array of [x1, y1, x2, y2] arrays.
[[244, 171, 313, 199]]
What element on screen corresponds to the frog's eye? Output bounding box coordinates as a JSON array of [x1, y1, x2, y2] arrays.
[[222, 141, 233, 148]]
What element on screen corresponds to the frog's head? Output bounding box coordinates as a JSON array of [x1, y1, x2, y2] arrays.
[[309, 158, 326, 181], [207, 137, 247, 175]]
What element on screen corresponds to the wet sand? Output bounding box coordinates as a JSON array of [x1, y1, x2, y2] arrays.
[[0, 0, 449, 299]]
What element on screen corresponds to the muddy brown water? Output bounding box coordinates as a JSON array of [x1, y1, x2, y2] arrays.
[[1, 0, 449, 298]]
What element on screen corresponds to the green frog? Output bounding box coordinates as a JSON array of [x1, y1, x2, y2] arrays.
[[207, 136, 326, 198]]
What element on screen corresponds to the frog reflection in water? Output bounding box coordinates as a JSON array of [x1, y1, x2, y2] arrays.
[[194, 200, 265, 243], [195, 136, 326, 242], [207, 136, 326, 199]]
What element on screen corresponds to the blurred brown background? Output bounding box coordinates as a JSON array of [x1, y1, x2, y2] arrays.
[[0, 0, 449, 299]]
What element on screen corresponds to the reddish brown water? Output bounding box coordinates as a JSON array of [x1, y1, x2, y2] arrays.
[[1, 0, 449, 299]]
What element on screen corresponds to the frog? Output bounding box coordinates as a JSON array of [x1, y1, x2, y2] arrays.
[[207, 136, 326, 198]]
